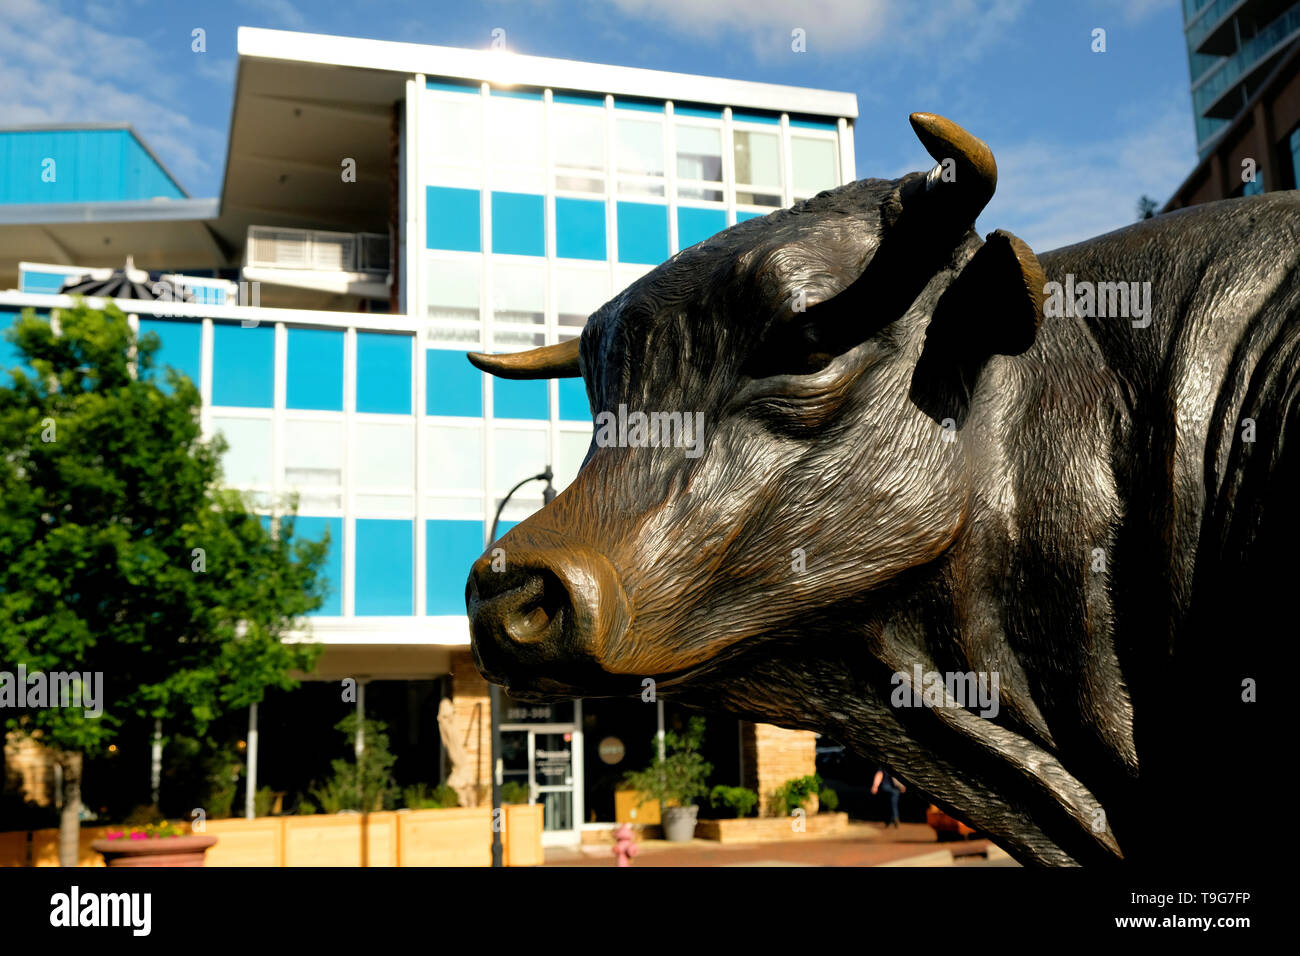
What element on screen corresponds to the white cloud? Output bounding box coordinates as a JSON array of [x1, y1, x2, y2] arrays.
[[236, 0, 307, 30], [0, 0, 225, 194], [194, 55, 236, 85], [591, 0, 1030, 61], [977, 98, 1197, 251], [1098, 0, 1177, 25]]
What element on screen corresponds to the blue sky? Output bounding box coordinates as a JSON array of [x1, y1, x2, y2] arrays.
[[1, 0, 1196, 250]]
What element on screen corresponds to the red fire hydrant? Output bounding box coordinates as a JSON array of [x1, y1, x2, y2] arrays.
[[613, 823, 639, 867]]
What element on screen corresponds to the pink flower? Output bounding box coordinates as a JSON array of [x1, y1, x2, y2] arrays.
[[129, 831, 146, 840], [106, 830, 123, 841]]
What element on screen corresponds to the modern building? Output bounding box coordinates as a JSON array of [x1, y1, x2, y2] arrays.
[[1, 28, 858, 845], [1166, 24, 1300, 209], [1182, 0, 1300, 156]]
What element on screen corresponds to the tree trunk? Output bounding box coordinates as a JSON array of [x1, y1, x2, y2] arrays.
[[57, 750, 82, 867]]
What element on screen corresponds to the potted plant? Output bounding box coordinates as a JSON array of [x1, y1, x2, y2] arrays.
[[772, 774, 838, 816], [621, 716, 712, 842], [91, 821, 217, 867]]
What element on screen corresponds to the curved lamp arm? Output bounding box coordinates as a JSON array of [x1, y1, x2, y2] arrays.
[[489, 466, 556, 544]]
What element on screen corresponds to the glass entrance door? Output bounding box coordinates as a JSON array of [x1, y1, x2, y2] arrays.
[[531, 730, 575, 833], [500, 697, 583, 845]]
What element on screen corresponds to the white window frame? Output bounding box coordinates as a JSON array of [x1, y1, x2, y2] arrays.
[[731, 121, 784, 209], [789, 127, 841, 202]]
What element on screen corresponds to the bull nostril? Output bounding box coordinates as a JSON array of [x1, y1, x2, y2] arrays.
[[469, 542, 628, 668], [508, 605, 551, 643], [503, 571, 567, 645]]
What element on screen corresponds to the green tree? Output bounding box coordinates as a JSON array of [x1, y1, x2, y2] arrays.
[[1137, 195, 1159, 220], [0, 303, 327, 864], [309, 714, 398, 813]]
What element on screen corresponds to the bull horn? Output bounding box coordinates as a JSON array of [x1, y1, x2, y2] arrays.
[[467, 338, 581, 380], [909, 112, 997, 221]]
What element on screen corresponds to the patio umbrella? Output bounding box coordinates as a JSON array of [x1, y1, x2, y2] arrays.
[[58, 256, 193, 302]]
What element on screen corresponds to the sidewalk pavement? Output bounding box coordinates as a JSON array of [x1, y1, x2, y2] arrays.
[[542, 822, 1019, 867]]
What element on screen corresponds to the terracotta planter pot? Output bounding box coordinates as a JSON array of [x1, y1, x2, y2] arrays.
[[91, 834, 217, 867]]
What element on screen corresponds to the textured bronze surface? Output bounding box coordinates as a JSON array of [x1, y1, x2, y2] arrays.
[[466, 113, 1287, 866]]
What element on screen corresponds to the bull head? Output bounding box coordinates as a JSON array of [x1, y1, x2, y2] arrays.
[[463, 115, 1115, 865], [466, 112, 1045, 685]]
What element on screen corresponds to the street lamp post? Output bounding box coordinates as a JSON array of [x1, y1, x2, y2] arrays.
[[488, 466, 557, 868]]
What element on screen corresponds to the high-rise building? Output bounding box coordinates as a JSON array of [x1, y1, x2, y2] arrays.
[[0, 28, 858, 844], [1166, 4, 1300, 209], [1183, 0, 1300, 155]]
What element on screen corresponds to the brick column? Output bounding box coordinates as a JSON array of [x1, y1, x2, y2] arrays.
[[740, 722, 818, 816], [449, 649, 492, 807]]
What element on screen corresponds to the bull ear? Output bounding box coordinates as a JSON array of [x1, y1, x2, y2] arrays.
[[467, 338, 581, 379], [930, 229, 1044, 357]]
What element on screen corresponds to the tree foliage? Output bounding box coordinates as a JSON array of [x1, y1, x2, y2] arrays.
[[308, 715, 398, 813], [0, 302, 326, 763]]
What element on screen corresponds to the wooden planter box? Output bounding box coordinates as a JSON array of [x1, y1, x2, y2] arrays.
[[91, 835, 217, 867], [5, 803, 545, 867], [504, 803, 544, 866], [696, 811, 849, 843], [202, 817, 284, 867], [398, 807, 490, 866]]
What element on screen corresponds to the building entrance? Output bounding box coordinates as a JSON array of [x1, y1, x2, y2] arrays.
[[500, 697, 583, 845]]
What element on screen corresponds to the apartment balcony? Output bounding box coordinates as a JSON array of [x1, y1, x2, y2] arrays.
[[243, 226, 391, 308], [1192, 4, 1300, 119], [1188, 0, 1295, 56]]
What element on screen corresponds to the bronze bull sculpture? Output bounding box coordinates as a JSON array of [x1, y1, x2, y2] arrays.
[[466, 113, 1285, 866]]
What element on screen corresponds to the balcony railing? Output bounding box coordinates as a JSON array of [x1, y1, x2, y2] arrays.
[[246, 226, 390, 275], [1191, 5, 1300, 118], [1186, 0, 1244, 55]]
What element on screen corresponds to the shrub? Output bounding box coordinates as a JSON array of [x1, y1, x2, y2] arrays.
[[308, 775, 356, 815], [501, 781, 531, 805], [123, 804, 164, 826], [198, 749, 242, 820], [771, 774, 835, 816], [402, 782, 460, 809], [306, 715, 398, 813], [709, 785, 758, 818], [162, 735, 242, 821], [621, 716, 713, 809]]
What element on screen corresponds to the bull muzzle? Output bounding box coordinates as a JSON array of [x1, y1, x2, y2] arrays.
[[467, 537, 632, 696]]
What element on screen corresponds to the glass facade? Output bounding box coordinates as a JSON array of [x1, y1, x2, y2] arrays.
[[0, 46, 855, 845], [413, 77, 851, 629], [1, 67, 852, 631], [1184, 0, 1300, 155], [1291, 124, 1300, 187]]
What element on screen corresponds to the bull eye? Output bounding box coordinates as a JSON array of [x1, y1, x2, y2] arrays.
[[747, 318, 842, 379]]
